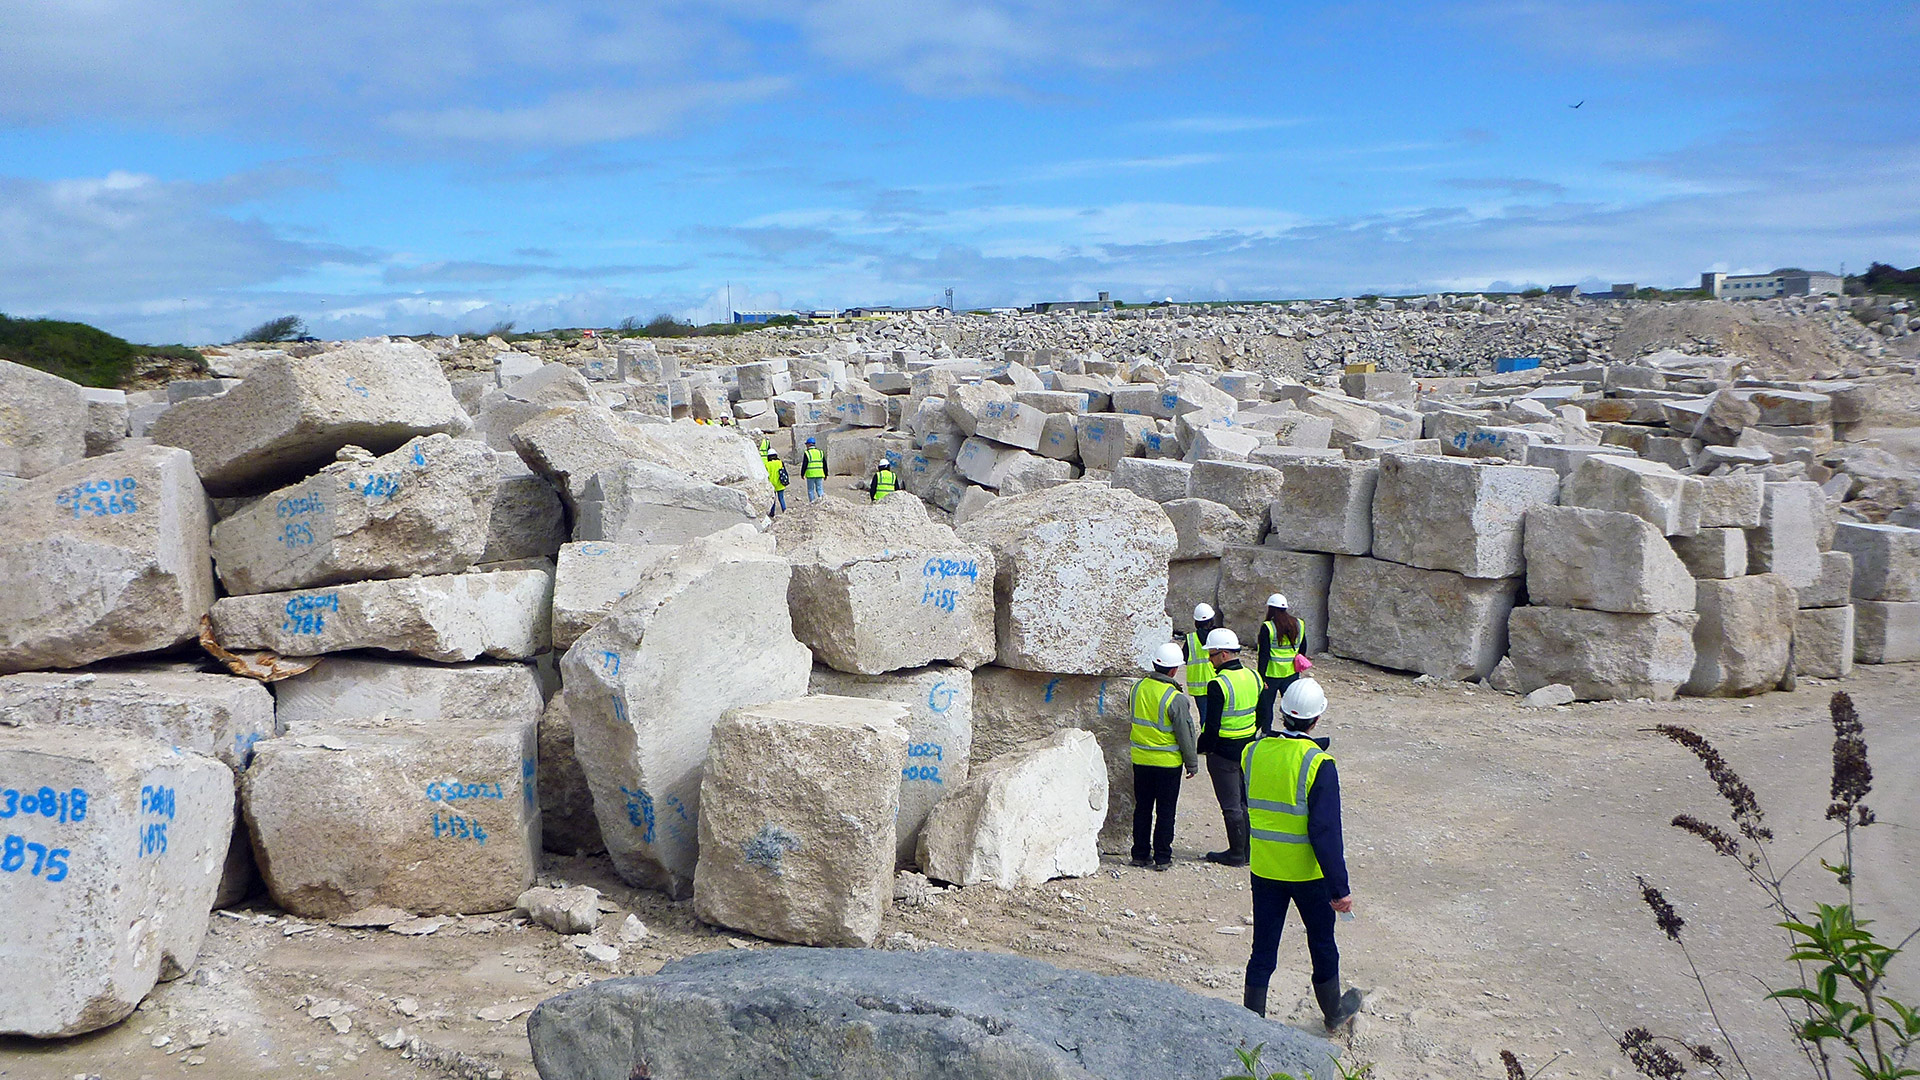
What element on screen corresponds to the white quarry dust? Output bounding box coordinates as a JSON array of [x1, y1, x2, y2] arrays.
[[7, 656, 1913, 1080]]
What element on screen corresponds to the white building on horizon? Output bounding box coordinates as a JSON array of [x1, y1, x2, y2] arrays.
[[1702, 269, 1843, 299]]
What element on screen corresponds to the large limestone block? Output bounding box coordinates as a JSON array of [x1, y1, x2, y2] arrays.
[[210, 434, 494, 595], [1684, 574, 1796, 696], [480, 452, 567, 563], [957, 485, 1176, 676], [1832, 522, 1920, 601], [208, 569, 553, 662], [987, 450, 1074, 495], [1672, 528, 1749, 580], [951, 436, 1029, 489], [1524, 507, 1695, 613], [1110, 456, 1193, 503], [536, 692, 603, 855], [1182, 426, 1260, 463], [1799, 550, 1855, 609], [151, 340, 464, 496], [1747, 482, 1823, 588], [550, 540, 675, 650], [1695, 473, 1766, 528], [472, 363, 594, 450], [1327, 556, 1519, 680], [1164, 497, 1261, 560], [917, 729, 1107, 890], [1266, 460, 1376, 555], [1371, 455, 1560, 579], [1166, 558, 1224, 631], [0, 358, 88, 479], [971, 399, 1047, 451], [1561, 455, 1701, 537], [809, 665, 974, 867], [0, 445, 214, 674], [1794, 606, 1854, 680], [574, 460, 761, 545], [0, 731, 233, 1037], [1299, 392, 1383, 447], [1854, 601, 1920, 664], [0, 669, 274, 773], [692, 697, 907, 946], [971, 667, 1135, 846], [83, 388, 130, 458], [511, 405, 771, 513], [1036, 412, 1079, 461], [1188, 459, 1284, 518], [1521, 443, 1635, 479], [1073, 413, 1157, 471], [562, 529, 812, 896], [1219, 545, 1332, 653], [774, 496, 996, 675], [944, 382, 1017, 437], [1507, 607, 1699, 701], [272, 656, 542, 728], [243, 715, 538, 918], [732, 360, 789, 400]]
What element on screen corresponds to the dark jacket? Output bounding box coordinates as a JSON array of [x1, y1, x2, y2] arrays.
[[1261, 730, 1350, 897], [1199, 658, 1255, 758]]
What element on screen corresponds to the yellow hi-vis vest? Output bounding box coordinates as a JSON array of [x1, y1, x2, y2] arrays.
[[764, 453, 787, 492], [1241, 733, 1332, 881], [1262, 620, 1303, 680], [1185, 631, 1216, 691], [1210, 665, 1262, 741], [872, 468, 897, 500], [802, 448, 827, 479], [1130, 676, 1183, 767]]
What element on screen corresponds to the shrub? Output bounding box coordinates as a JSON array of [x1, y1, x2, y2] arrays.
[[236, 315, 306, 343], [0, 313, 200, 388]]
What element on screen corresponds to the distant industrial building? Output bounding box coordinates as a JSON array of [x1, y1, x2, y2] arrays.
[[1031, 291, 1115, 314], [1701, 269, 1843, 299], [842, 305, 949, 318], [731, 310, 802, 324]]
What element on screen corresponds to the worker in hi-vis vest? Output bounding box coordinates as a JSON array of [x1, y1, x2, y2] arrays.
[[1129, 642, 1200, 870], [801, 437, 827, 501], [1239, 677, 1361, 1032], [1182, 603, 1222, 693], [763, 445, 789, 517], [1255, 593, 1309, 733], [868, 456, 898, 501], [1199, 627, 1262, 868]]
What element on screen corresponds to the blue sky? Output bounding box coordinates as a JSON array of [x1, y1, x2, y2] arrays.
[[2, 1, 1915, 343]]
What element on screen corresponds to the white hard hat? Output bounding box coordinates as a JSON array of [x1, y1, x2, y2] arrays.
[[1204, 628, 1240, 652], [1267, 593, 1288, 609], [1193, 603, 1216, 622], [1280, 678, 1328, 722], [1152, 642, 1185, 670]]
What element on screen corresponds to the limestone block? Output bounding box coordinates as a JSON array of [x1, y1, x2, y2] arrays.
[[953, 484, 998, 523], [272, 656, 542, 729], [208, 569, 553, 662], [562, 529, 812, 896], [944, 383, 1016, 436], [1266, 460, 1376, 555], [0, 730, 233, 1037], [1036, 413, 1079, 461], [772, 392, 826, 427], [1164, 498, 1261, 560], [1523, 507, 1695, 613], [1746, 390, 1832, 427], [473, 364, 594, 450], [1799, 551, 1855, 609], [1747, 482, 1823, 588], [1794, 606, 1854, 680], [1560, 455, 1702, 537], [732, 360, 790, 400], [970, 399, 1047, 452], [1448, 425, 1546, 462], [0, 445, 215, 675], [1507, 607, 1699, 701], [1110, 384, 1174, 419], [692, 697, 907, 946], [971, 667, 1135, 845], [1692, 389, 1759, 445], [1854, 601, 1920, 664], [1520, 443, 1635, 479], [83, 388, 129, 458], [573, 461, 761, 545], [535, 692, 603, 855], [1166, 375, 1236, 419], [1341, 371, 1414, 402], [1070, 414, 1153, 472], [1187, 459, 1284, 519], [917, 729, 1106, 890], [480, 452, 567, 563], [0, 669, 275, 774], [1680, 574, 1796, 696], [511, 405, 771, 514], [995, 454, 1074, 495], [1271, 413, 1335, 449], [773, 496, 996, 675], [1299, 392, 1383, 447], [808, 665, 973, 867], [830, 388, 889, 428], [150, 341, 463, 496], [1371, 454, 1560, 579], [0, 359, 88, 479], [1166, 558, 1224, 630], [1327, 556, 1518, 680], [551, 541, 675, 650], [957, 485, 1176, 676], [243, 715, 537, 917], [1695, 473, 1766, 528], [1109, 457, 1193, 504], [1832, 522, 1920, 601], [952, 436, 1028, 489], [1015, 390, 1089, 415], [1672, 528, 1749, 579], [1181, 426, 1260, 463]]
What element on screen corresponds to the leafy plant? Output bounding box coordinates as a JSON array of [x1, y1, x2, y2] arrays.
[[236, 314, 306, 343], [1222, 1043, 1371, 1080]]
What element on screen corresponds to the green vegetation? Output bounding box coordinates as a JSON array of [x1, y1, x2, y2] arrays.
[[235, 314, 307, 343], [0, 313, 201, 388], [1223, 1044, 1372, 1080], [1854, 263, 1920, 300]]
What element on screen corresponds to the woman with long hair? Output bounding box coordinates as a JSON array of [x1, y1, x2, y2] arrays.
[[1256, 594, 1308, 733]]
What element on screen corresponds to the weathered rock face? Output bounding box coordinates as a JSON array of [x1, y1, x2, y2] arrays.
[[1371, 455, 1560, 579], [971, 666, 1136, 846], [1187, 460, 1284, 519], [0, 445, 215, 674], [957, 484, 1176, 676], [511, 406, 772, 514], [1747, 481, 1823, 588], [1109, 457, 1193, 503], [272, 656, 542, 728], [1683, 574, 1796, 697], [1219, 545, 1333, 653], [692, 697, 908, 947], [471, 363, 594, 450], [1163, 497, 1262, 560], [1559, 455, 1701, 537], [1074, 413, 1158, 471], [1853, 601, 1920, 664], [1832, 522, 1920, 601], [918, 729, 1107, 890], [0, 359, 88, 479], [1166, 558, 1223, 629], [551, 541, 675, 650], [1326, 556, 1518, 680], [1507, 607, 1699, 701], [1671, 528, 1749, 580], [1799, 550, 1855, 609], [243, 714, 538, 918], [210, 434, 495, 595], [1266, 460, 1377, 555], [573, 462, 762, 546], [150, 340, 466, 496], [1794, 606, 1855, 679], [808, 664, 974, 867], [774, 495, 997, 675], [480, 452, 568, 563], [1694, 473, 1766, 528], [0, 730, 233, 1038], [535, 692, 604, 856], [562, 528, 812, 896], [208, 569, 553, 662], [527, 948, 1340, 1080], [1523, 507, 1696, 613], [0, 668, 275, 773]]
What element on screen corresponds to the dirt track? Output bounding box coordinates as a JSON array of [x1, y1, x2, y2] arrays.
[[5, 660, 1916, 1080]]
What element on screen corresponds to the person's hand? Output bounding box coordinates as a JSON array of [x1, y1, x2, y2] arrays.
[[1185, 766, 1199, 779], [1331, 895, 1354, 913]]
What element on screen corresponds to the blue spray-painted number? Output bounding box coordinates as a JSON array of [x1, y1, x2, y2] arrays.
[[619, 786, 655, 842], [431, 812, 487, 844], [0, 786, 87, 822], [1, 835, 72, 882], [56, 477, 138, 518], [281, 592, 339, 634]]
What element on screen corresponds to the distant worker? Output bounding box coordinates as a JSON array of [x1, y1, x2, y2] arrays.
[[802, 438, 827, 501], [1256, 594, 1309, 732], [1183, 603, 1222, 693], [1240, 677, 1361, 1033], [868, 457, 898, 501], [764, 446, 789, 517], [1130, 642, 1200, 870], [1199, 627, 1263, 867]]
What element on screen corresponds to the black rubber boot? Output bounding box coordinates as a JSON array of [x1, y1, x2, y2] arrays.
[[1243, 982, 1268, 1017], [1314, 978, 1362, 1032], [1206, 809, 1251, 866]]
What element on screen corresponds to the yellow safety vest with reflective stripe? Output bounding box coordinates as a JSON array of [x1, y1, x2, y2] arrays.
[[1129, 676, 1183, 767], [872, 468, 897, 500], [1184, 631, 1215, 691], [1210, 665, 1262, 742], [1262, 620, 1303, 680], [803, 448, 827, 479], [1241, 733, 1331, 881], [764, 453, 787, 492]]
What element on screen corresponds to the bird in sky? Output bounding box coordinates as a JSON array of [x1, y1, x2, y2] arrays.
[[1570, 100, 1584, 109]]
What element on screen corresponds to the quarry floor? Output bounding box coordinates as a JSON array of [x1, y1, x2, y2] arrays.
[[5, 659, 1916, 1080]]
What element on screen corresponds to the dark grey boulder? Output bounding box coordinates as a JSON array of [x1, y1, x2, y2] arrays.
[[527, 947, 1340, 1080]]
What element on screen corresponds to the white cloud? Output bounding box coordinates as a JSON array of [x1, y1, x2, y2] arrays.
[[383, 79, 790, 145]]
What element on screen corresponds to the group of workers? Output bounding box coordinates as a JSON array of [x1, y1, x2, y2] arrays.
[[1129, 596, 1363, 1033], [760, 436, 899, 517]]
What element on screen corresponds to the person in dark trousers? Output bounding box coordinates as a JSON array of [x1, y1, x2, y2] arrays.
[[1199, 627, 1262, 867], [1182, 603, 1221, 694], [868, 457, 898, 501], [1130, 642, 1200, 870], [1240, 677, 1362, 1032], [802, 438, 827, 501], [763, 446, 789, 517], [1256, 593, 1308, 733]]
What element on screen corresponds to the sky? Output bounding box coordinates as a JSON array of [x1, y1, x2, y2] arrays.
[[2, 1, 1916, 344]]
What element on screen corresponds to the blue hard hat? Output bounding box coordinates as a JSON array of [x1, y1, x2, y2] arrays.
[[806, 438, 816, 445]]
